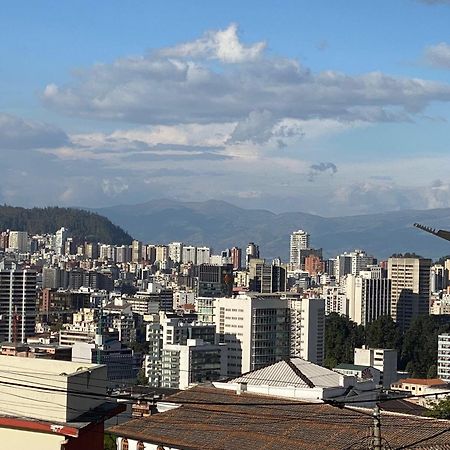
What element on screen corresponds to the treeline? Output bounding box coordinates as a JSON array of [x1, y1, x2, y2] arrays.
[[325, 313, 450, 378], [0, 205, 132, 245]]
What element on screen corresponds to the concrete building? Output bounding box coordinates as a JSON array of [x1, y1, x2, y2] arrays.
[[161, 339, 227, 389], [231, 246, 242, 270], [388, 257, 431, 330], [168, 242, 183, 264], [245, 242, 259, 268], [248, 258, 286, 293], [196, 264, 233, 297], [0, 269, 37, 343], [7, 231, 29, 253], [438, 333, 450, 382], [354, 346, 398, 388], [213, 293, 291, 376], [0, 355, 124, 450], [196, 246, 211, 265], [289, 297, 325, 365], [131, 240, 142, 263], [346, 273, 391, 326], [289, 230, 310, 267], [182, 245, 197, 264]]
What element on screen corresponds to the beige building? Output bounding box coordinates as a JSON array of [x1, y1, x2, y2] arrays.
[[0, 355, 124, 450], [388, 257, 431, 330]]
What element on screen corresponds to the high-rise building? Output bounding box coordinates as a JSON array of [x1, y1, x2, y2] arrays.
[[196, 246, 211, 265], [289, 296, 325, 365], [0, 270, 37, 343], [155, 245, 169, 263], [290, 230, 310, 266], [248, 259, 286, 293], [131, 240, 142, 263], [196, 264, 233, 298], [438, 333, 450, 383], [388, 257, 431, 330], [169, 242, 183, 264], [182, 245, 197, 264], [54, 227, 69, 256], [346, 273, 391, 326], [245, 242, 259, 268], [231, 247, 242, 270], [213, 293, 291, 376], [8, 231, 29, 253]]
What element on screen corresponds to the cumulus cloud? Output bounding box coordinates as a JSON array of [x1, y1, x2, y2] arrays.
[[308, 162, 338, 181], [0, 113, 68, 150], [159, 23, 266, 63], [41, 25, 450, 127], [101, 177, 129, 196], [425, 42, 450, 68]]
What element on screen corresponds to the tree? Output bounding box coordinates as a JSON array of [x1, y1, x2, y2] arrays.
[[104, 432, 116, 450], [136, 368, 148, 385], [426, 397, 450, 419], [324, 313, 365, 368], [366, 316, 402, 350]]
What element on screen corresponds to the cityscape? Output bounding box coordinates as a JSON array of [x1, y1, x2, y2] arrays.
[[2, 1, 450, 449]]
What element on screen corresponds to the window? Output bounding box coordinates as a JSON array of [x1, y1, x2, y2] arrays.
[[137, 442, 145, 450], [121, 439, 129, 450]]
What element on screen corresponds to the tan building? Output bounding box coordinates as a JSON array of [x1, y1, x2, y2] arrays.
[[388, 257, 431, 330], [0, 355, 124, 450]]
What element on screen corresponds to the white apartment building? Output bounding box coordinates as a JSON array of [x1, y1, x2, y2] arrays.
[[290, 230, 310, 266], [289, 297, 325, 365], [169, 242, 183, 263], [182, 245, 197, 264], [438, 333, 450, 382], [346, 273, 391, 326], [7, 230, 29, 253], [354, 346, 398, 388], [213, 293, 291, 376], [321, 285, 349, 316], [196, 246, 211, 265], [161, 339, 227, 389]]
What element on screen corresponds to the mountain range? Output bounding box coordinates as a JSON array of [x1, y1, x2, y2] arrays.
[[94, 199, 450, 261]]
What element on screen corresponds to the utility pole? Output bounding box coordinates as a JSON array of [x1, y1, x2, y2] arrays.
[[372, 403, 381, 450]]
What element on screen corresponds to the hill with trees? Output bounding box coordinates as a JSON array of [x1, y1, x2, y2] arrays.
[[0, 205, 132, 245]]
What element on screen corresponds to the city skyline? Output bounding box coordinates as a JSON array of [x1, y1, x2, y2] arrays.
[[1, 1, 450, 215]]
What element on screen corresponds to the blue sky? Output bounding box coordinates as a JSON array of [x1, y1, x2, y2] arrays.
[[1, 0, 450, 215]]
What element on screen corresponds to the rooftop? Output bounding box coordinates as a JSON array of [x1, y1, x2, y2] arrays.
[[109, 386, 450, 449], [397, 378, 449, 386], [228, 357, 343, 388]]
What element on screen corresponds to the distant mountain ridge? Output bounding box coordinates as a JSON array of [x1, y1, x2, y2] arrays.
[[93, 199, 450, 260], [0, 205, 132, 245]]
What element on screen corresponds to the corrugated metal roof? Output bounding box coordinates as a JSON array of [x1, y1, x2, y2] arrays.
[[228, 358, 343, 388]]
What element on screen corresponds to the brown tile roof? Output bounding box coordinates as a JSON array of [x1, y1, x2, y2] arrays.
[[109, 387, 450, 449]]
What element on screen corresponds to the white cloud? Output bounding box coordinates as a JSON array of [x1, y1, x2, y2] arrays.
[[41, 25, 450, 127], [425, 42, 450, 68], [159, 23, 266, 63], [0, 113, 68, 150]]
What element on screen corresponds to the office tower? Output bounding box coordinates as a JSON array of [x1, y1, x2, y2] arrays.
[[196, 264, 233, 297], [214, 293, 291, 376], [304, 255, 324, 276], [131, 240, 142, 263], [169, 242, 183, 264], [182, 245, 197, 264], [0, 270, 37, 342], [289, 296, 325, 365], [231, 247, 242, 270], [346, 273, 391, 326], [195, 246, 210, 265], [431, 264, 447, 293], [54, 227, 69, 256], [155, 245, 169, 263], [290, 230, 310, 266], [438, 334, 450, 383], [85, 242, 99, 260], [8, 231, 29, 253], [245, 242, 259, 268], [248, 259, 286, 293], [388, 257, 431, 330]]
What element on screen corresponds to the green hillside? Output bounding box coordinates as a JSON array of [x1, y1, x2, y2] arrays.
[[0, 205, 132, 245]]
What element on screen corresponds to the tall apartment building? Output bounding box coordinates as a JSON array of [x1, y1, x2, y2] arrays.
[[213, 293, 291, 376], [248, 259, 286, 293], [438, 333, 450, 383], [289, 296, 325, 365], [0, 270, 37, 343], [182, 245, 197, 264], [7, 231, 29, 253], [346, 273, 391, 326], [289, 230, 310, 267], [231, 246, 242, 270], [245, 242, 260, 268], [169, 242, 183, 263], [196, 246, 211, 265], [131, 240, 142, 263], [388, 257, 431, 330]]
